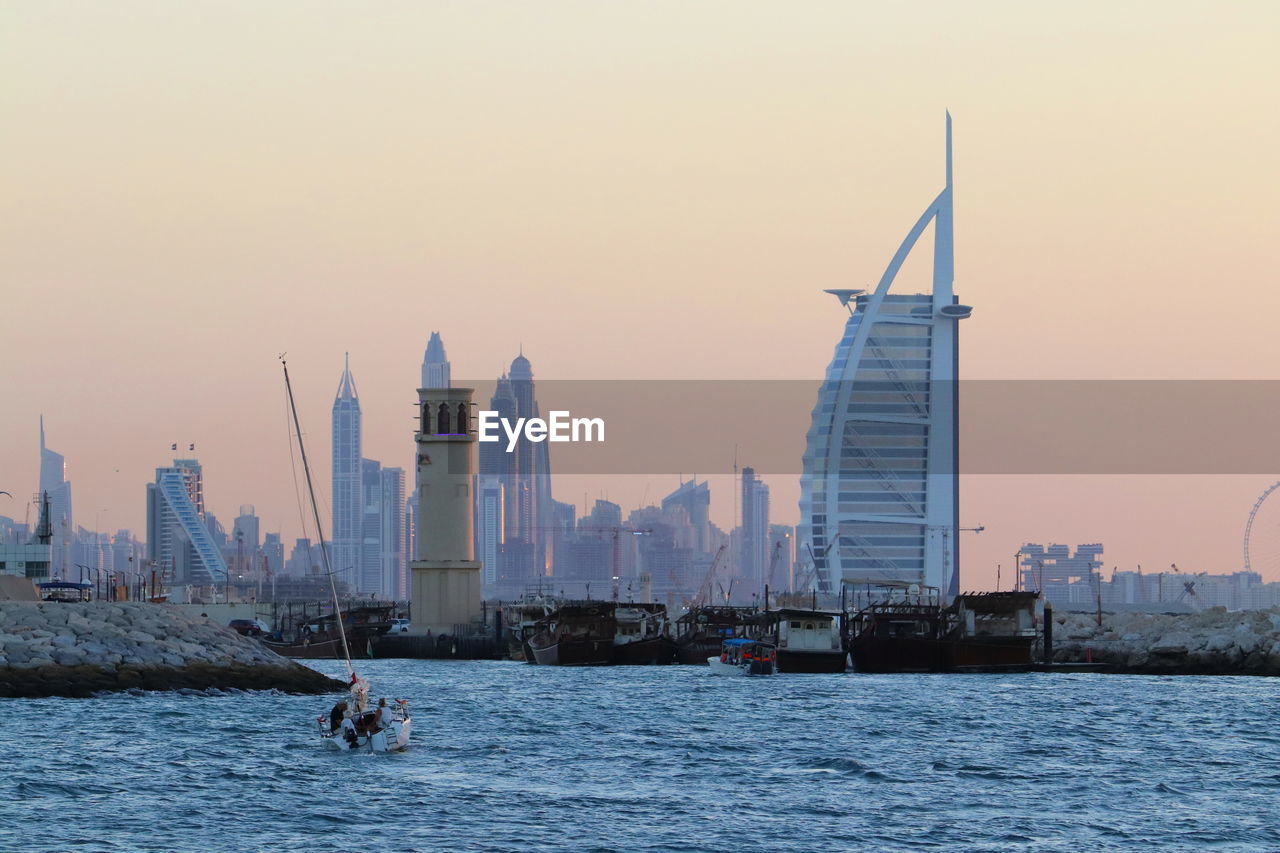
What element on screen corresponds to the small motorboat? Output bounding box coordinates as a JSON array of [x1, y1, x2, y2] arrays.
[[317, 675, 412, 753], [707, 638, 777, 676]]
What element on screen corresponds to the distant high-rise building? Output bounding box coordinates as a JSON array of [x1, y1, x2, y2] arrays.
[[548, 499, 576, 575], [1020, 543, 1104, 603], [360, 458, 383, 593], [380, 466, 406, 599], [480, 374, 518, 580], [204, 512, 228, 549], [663, 478, 711, 554], [583, 499, 622, 530], [741, 467, 770, 592], [38, 416, 73, 575], [262, 532, 284, 578], [421, 331, 451, 389], [508, 351, 554, 576], [332, 354, 362, 588], [476, 476, 503, 590], [146, 459, 227, 587], [799, 115, 968, 598], [232, 505, 260, 552]]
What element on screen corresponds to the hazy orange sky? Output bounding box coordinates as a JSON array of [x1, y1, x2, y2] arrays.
[[3, 2, 1279, 586]]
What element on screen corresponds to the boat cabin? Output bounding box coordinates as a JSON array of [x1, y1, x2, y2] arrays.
[[947, 591, 1040, 640], [614, 603, 668, 643], [721, 638, 776, 668], [770, 608, 842, 653]]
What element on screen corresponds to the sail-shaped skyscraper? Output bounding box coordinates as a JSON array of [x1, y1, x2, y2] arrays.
[[799, 114, 970, 600]]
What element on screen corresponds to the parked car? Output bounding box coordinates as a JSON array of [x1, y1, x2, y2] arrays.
[[228, 618, 270, 637], [389, 618, 411, 633]]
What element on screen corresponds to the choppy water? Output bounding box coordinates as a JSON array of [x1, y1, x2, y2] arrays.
[[4, 661, 1280, 852]]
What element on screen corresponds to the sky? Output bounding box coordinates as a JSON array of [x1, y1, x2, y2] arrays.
[[2, 1, 1279, 586]]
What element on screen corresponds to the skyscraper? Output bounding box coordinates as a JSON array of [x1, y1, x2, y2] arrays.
[[146, 458, 227, 587], [740, 467, 770, 593], [508, 351, 554, 577], [262, 532, 284, 578], [332, 354, 362, 589], [662, 478, 711, 554], [476, 476, 503, 589], [232, 505, 260, 552], [477, 373, 517, 589], [483, 374, 518, 533], [421, 331, 451, 389], [38, 416, 73, 575], [360, 457, 383, 593], [380, 466, 406, 599], [799, 114, 969, 599]]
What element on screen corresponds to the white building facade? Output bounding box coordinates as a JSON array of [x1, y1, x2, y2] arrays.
[[799, 115, 969, 600]]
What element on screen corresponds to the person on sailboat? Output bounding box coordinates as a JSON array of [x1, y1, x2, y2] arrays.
[[328, 700, 348, 733], [373, 698, 393, 731], [340, 714, 358, 746]]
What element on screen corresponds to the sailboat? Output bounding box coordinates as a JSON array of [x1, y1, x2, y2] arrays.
[[281, 357, 412, 753]]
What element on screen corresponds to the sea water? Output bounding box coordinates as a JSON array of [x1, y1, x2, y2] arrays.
[[3, 660, 1279, 852]]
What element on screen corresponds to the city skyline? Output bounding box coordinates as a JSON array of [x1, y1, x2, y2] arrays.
[[3, 2, 1279, 588]]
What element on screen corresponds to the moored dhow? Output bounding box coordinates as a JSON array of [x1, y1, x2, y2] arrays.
[[528, 602, 616, 666], [526, 600, 677, 665], [673, 605, 760, 665], [502, 592, 559, 663], [612, 603, 676, 665], [759, 608, 847, 673], [848, 591, 1040, 673]]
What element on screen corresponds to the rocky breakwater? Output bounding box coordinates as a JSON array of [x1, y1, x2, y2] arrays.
[[0, 602, 345, 698], [1052, 607, 1280, 675]]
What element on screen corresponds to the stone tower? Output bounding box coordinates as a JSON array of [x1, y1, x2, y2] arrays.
[[409, 385, 482, 633]]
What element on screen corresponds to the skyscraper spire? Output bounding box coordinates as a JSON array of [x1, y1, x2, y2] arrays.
[[933, 111, 955, 305], [945, 109, 952, 189], [421, 331, 451, 389], [336, 352, 359, 400]]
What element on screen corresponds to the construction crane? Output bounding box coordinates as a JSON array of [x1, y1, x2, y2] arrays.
[[765, 540, 784, 591], [691, 544, 727, 607], [1175, 574, 1205, 611]]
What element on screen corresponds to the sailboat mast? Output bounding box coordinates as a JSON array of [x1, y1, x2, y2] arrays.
[[281, 358, 354, 674]]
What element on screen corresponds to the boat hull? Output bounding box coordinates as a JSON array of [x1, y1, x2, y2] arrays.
[[947, 637, 1038, 669], [851, 636, 1037, 673], [850, 636, 945, 673], [612, 637, 676, 665], [707, 657, 746, 676], [529, 636, 614, 666], [262, 637, 347, 659], [323, 717, 412, 753], [675, 637, 724, 665], [776, 649, 847, 674]]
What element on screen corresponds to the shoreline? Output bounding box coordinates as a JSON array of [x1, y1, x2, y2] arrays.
[[0, 601, 345, 699]]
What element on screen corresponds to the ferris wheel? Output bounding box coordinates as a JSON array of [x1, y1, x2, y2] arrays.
[[1242, 480, 1280, 575]]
